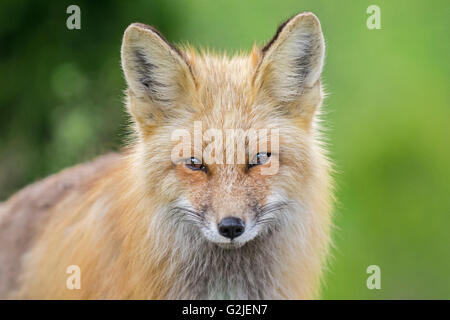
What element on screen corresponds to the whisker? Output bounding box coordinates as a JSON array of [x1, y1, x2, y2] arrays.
[[168, 205, 205, 226], [256, 201, 289, 216], [255, 200, 292, 227]]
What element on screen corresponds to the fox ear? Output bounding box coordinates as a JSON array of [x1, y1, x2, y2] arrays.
[[121, 23, 196, 125], [254, 12, 325, 113]]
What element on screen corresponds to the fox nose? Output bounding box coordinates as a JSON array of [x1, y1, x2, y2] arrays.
[[218, 217, 245, 240]]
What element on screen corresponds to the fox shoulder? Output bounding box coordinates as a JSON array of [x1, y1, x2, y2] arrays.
[[0, 153, 120, 297]]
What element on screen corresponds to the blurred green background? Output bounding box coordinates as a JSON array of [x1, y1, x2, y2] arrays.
[[0, 0, 449, 299]]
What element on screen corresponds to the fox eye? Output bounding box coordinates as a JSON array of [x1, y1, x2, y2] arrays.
[[185, 157, 206, 172], [248, 152, 271, 169]]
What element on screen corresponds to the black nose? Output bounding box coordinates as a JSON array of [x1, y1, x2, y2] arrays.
[[218, 217, 245, 240]]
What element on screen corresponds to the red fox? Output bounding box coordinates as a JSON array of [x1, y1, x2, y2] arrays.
[[0, 12, 333, 299]]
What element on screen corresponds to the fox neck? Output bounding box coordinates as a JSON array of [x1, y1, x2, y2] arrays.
[[167, 226, 283, 299], [144, 203, 291, 300]]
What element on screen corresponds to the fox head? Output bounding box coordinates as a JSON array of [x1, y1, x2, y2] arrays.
[[121, 13, 331, 250]]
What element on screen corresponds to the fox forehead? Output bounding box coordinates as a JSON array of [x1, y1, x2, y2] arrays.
[[187, 51, 259, 114], [174, 51, 289, 137]]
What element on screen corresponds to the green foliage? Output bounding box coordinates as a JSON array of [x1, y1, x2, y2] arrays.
[[0, 0, 448, 298]]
